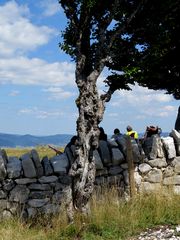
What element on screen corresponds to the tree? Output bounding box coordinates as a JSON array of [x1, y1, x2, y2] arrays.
[[59, 0, 179, 212]]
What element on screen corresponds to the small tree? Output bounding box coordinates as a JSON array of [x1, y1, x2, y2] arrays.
[[59, 0, 179, 211]]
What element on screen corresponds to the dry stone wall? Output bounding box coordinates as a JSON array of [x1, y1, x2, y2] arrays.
[[0, 129, 180, 220]]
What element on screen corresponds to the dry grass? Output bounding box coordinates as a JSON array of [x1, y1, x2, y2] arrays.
[[4, 145, 64, 159]]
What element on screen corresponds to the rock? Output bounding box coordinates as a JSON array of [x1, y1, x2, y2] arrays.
[[144, 168, 162, 183], [93, 150, 104, 170], [148, 158, 167, 168], [111, 148, 124, 165], [31, 149, 44, 177], [50, 153, 69, 175], [139, 163, 152, 174], [98, 140, 112, 166], [0, 155, 7, 181], [15, 178, 37, 185], [27, 199, 49, 208], [41, 156, 53, 176], [21, 153, 37, 178], [9, 185, 30, 203], [170, 129, 180, 155], [38, 176, 58, 184], [161, 137, 176, 159], [7, 156, 22, 179]]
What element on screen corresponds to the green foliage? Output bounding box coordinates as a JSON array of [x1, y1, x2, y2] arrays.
[[59, 0, 179, 98]]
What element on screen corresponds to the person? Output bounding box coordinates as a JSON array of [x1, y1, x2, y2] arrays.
[[143, 126, 162, 139], [99, 127, 107, 141], [126, 125, 138, 141], [111, 128, 122, 141], [64, 135, 78, 150]]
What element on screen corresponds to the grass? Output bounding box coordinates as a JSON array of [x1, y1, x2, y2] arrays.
[[4, 145, 64, 159], [0, 187, 179, 240]]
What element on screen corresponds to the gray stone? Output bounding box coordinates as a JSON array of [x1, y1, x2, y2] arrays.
[[107, 175, 123, 185], [52, 191, 63, 204], [144, 168, 162, 183], [171, 157, 180, 173], [140, 182, 161, 193], [95, 168, 108, 177], [148, 158, 167, 168], [107, 139, 118, 147], [15, 178, 37, 185], [31, 149, 44, 177], [50, 153, 69, 175], [41, 156, 53, 176], [28, 199, 49, 208], [27, 207, 37, 218], [120, 163, 128, 169], [139, 163, 152, 174], [0, 190, 7, 199], [93, 150, 104, 170], [0, 149, 8, 163], [21, 153, 37, 178], [98, 140, 112, 166], [40, 204, 60, 215], [2, 210, 12, 219], [9, 185, 30, 203], [131, 139, 141, 162], [29, 183, 51, 191], [109, 166, 123, 175], [2, 179, 15, 191], [7, 202, 21, 215], [58, 175, 72, 185], [7, 156, 22, 179], [163, 175, 180, 185], [170, 129, 180, 155], [38, 176, 58, 183], [0, 155, 7, 181], [111, 148, 124, 165], [0, 200, 7, 212], [161, 137, 176, 159], [174, 186, 180, 195], [29, 190, 53, 199], [163, 166, 174, 177], [95, 176, 107, 185], [134, 171, 142, 187]]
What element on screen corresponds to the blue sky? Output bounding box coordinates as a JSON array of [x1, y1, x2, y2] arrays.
[[0, 0, 179, 136]]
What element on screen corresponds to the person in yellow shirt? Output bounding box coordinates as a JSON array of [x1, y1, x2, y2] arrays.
[[126, 125, 138, 141]]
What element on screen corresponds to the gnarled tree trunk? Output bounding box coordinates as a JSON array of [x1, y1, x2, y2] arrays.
[[69, 67, 112, 212]]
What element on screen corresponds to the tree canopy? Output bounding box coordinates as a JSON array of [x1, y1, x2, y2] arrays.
[[60, 0, 180, 99]]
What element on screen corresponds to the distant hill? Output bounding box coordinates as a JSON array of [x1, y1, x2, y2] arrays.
[[0, 133, 73, 148], [0, 131, 170, 148]]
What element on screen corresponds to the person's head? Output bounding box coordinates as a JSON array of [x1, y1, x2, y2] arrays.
[[99, 127, 105, 134], [126, 125, 132, 132], [70, 135, 78, 145], [114, 128, 120, 135]]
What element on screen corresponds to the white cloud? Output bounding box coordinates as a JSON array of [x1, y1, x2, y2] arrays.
[[111, 84, 172, 108], [141, 105, 176, 118], [0, 57, 75, 87], [8, 90, 20, 96], [42, 87, 75, 100], [39, 0, 60, 17], [0, 1, 56, 57], [19, 107, 64, 119]]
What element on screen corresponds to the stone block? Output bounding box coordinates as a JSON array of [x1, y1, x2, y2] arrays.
[[7, 156, 22, 179], [21, 153, 37, 178], [50, 153, 69, 175]]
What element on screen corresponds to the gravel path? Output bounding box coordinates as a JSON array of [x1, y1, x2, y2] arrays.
[[129, 225, 180, 240]]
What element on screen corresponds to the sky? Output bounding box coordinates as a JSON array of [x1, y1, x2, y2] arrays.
[[0, 0, 179, 136]]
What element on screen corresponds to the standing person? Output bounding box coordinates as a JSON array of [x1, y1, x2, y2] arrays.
[[126, 125, 138, 141]]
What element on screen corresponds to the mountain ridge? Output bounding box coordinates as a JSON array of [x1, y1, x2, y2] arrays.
[[0, 132, 170, 148], [0, 133, 73, 147]]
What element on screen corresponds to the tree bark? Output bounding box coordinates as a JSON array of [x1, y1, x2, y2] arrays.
[[69, 71, 106, 211]]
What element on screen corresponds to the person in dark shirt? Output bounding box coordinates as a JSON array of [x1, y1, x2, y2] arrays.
[[99, 127, 107, 141]]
